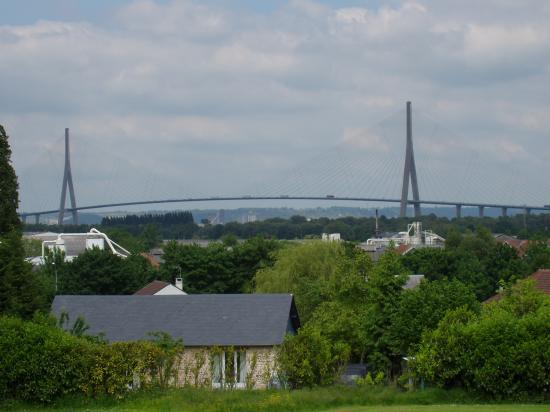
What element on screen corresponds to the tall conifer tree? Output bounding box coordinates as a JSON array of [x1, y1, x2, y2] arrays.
[[0, 125, 21, 234], [0, 124, 47, 317]]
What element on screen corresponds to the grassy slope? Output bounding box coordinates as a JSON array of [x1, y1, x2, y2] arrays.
[[5, 387, 548, 412]]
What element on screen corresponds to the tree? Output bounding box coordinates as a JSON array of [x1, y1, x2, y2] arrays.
[[0, 124, 49, 318], [389, 278, 479, 356], [413, 280, 550, 398], [57, 248, 156, 295], [161, 237, 280, 294], [254, 241, 344, 322], [277, 325, 350, 388], [361, 249, 409, 373], [308, 250, 372, 362], [523, 240, 550, 274], [0, 125, 21, 234]]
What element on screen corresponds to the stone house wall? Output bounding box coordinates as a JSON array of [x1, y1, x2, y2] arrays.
[[176, 346, 278, 389]]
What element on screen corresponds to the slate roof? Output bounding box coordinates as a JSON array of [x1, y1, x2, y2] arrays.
[[51, 294, 300, 346], [403, 274, 425, 290]]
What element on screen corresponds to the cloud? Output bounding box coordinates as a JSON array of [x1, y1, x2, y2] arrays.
[[2, 0, 550, 211]]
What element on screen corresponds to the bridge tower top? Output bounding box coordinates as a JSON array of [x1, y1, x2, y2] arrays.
[[58, 128, 78, 225], [399, 101, 421, 218]]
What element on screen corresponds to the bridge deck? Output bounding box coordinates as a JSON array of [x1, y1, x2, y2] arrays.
[[20, 196, 550, 218]]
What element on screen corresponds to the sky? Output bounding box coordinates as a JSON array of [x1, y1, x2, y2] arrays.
[[2, 0, 550, 213]]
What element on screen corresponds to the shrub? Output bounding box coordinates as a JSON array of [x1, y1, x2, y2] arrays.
[[277, 326, 350, 388], [0, 315, 94, 402], [412, 280, 550, 399], [0, 316, 186, 403]]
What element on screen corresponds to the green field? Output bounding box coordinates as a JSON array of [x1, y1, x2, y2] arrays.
[[331, 406, 549, 412], [5, 387, 549, 412]]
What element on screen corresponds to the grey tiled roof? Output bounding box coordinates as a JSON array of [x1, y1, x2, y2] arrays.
[[52, 294, 300, 346]]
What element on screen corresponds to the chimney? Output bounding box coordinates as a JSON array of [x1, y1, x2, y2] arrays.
[[175, 278, 183, 290]]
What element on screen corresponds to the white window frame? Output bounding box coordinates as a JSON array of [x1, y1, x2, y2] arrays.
[[212, 350, 247, 389]]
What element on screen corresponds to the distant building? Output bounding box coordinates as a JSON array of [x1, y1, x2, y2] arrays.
[[359, 222, 443, 262], [26, 228, 131, 265], [322, 233, 341, 242], [364, 222, 445, 249], [494, 234, 550, 257]]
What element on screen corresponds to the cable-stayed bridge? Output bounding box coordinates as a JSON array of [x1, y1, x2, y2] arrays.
[[17, 102, 550, 224]]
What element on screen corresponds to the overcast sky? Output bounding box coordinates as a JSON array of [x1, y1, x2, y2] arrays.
[[2, 0, 550, 213]]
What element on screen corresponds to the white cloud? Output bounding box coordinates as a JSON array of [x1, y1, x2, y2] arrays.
[[2, 0, 550, 211]]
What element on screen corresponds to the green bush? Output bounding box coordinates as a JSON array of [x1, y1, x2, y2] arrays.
[[0, 316, 186, 403], [277, 326, 350, 388], [412, 280, 550, 399], [0, 315, 94, 402]]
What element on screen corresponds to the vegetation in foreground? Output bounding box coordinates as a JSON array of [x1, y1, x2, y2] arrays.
[[3, 386, 548, 412]]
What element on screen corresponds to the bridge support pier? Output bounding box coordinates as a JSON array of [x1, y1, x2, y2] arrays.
[[455, 204, 462, 219], [524, 208, 531, 215], [478, 206, 484, 218], [35, 214, 40, 224], [501, 207, 508, 217]]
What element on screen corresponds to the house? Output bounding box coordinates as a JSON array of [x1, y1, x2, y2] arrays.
[[51, 294, 300, 388], [134, 279, 187, 295], [494, 234, 550, 257], [494, 234, 531, 257], [484, 269, 550, 303]]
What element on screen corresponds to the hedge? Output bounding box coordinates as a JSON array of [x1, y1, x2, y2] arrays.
[[0, 316, 183, 403]]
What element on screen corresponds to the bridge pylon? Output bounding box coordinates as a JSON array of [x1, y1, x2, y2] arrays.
[[58, 128, 78, 225], [399, 101, 421, 218]]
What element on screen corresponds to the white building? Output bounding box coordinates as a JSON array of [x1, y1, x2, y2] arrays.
[[27, 228, 131, 265]]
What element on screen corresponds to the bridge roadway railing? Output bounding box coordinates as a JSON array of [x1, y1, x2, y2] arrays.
[[19, 196, 550, 223]]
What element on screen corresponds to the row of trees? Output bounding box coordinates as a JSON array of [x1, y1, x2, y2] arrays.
[[24, 209, 550, 244], [102, 211, 194, 227]]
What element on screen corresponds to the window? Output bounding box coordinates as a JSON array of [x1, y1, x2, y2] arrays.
[[212, 350, 247, 388]]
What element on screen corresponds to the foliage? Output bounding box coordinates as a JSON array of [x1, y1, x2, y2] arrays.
[[0, 124, 21, 234], [161, 237, 280, 294], [0, 228, 51, 318], [254, 240, 345, 322], [413, 280, 550, 399], [0, 315, 95, 402], [277, 325, 350, 388], [48, 248, 156, 295], [356, 371, 385, 386], [146, 332, 185, 388], [0, 315, 186, 403], [0, 125, 50, 318], [306, 248, 372, 362], [402, 228, 531, 301], [389, 279, 480, 356], [22, 237, 43, 257], [360, 249, 409, 373], [102, 211, 194, 227]]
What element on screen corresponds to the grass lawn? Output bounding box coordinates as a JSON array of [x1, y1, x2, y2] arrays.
[[5, 387, 549, 412], [330, 406, 549, 412]]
